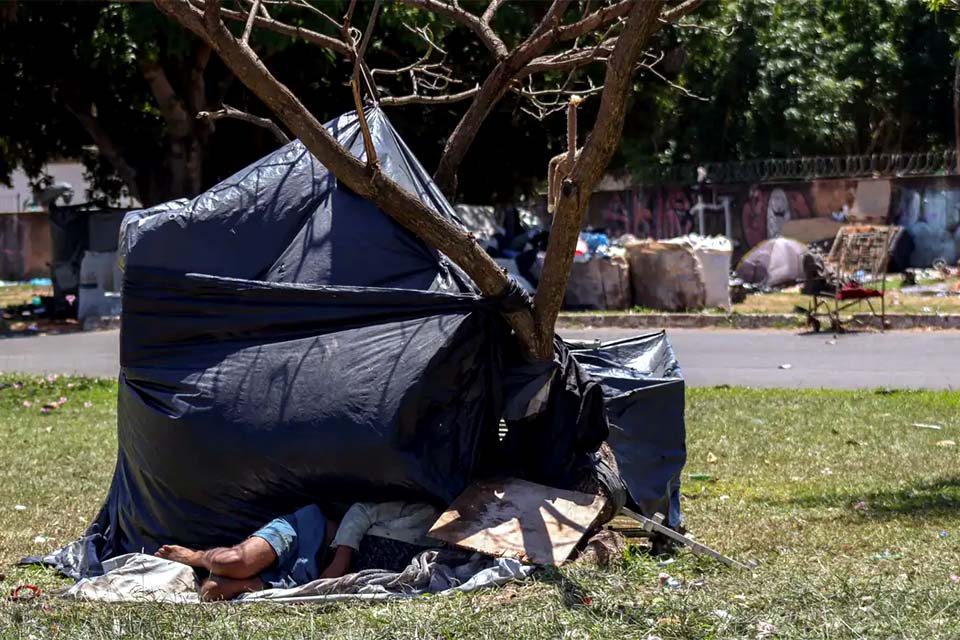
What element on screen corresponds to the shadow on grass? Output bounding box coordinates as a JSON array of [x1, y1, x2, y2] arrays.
[[535, 566, 593, 608], [761, 476, 960, 522]]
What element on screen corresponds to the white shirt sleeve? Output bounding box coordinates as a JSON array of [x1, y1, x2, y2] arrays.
[[331, 501, 440, 550]]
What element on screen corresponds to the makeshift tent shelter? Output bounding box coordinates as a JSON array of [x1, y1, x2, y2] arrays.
[[736, 237, 807, 288], [28, 108, 686, 579]]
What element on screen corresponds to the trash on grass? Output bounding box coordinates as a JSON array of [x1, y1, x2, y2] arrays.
[[913, 423, 942, 430], [937, 440, 956, 447], [873, 551, 902, 560], [756, 621, 777, 639], [658, 572, 681, 589]]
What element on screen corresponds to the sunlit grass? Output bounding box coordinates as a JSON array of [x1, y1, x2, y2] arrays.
[[2, 378, 959, 638]]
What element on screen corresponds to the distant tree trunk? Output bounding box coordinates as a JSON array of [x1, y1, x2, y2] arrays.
[[954, 54, 960, 173]]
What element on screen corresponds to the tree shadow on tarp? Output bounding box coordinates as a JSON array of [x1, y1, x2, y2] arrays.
[[761, 475, 960, 523]]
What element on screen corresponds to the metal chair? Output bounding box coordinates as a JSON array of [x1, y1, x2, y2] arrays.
[[800, 225, 902, 333]]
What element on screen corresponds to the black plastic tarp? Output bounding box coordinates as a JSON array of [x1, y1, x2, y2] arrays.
[[568, 332, 686, 529], [28, 108, 686, 579]]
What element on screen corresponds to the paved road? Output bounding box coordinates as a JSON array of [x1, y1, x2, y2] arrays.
[[562, 328, 959, 390], [0, 328, 956, 390]]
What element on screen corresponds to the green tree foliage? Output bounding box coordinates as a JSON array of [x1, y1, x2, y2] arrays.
[[0, 1, 572, 206], [624, 0, 960, 169]]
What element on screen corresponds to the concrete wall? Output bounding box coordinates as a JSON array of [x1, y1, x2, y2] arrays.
[[583, 175, 960, 267], [0, 212, 51, 280]]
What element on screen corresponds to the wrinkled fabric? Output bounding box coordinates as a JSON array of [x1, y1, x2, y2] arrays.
[[498, 339, 610, 489], [240, 550, 534, 603], [63, 554, 200, 604], [59, 551, 534, 604]]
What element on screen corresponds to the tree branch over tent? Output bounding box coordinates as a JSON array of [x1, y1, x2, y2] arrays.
[[154, 0, 542, 357], [196, 104, 290, 143], [152, 0, 701, 359]]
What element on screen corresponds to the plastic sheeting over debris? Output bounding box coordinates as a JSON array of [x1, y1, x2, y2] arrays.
[[25, 108, 686, 580]]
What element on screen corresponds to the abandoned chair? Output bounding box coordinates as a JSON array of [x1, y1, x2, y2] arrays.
[[799, 225, 902, 333]]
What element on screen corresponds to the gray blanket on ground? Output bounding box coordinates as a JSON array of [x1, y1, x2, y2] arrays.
[[62, 550, 534, 604]]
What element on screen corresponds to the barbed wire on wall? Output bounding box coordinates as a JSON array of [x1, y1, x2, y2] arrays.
[[634, 149, 960, 185]]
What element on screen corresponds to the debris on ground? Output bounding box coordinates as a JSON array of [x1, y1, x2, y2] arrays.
[[936, 440, 956, 447], [779, 363, 792, 370], [428, 478, 606, 566], [621, 508, 755, 570], [575, 529, 627, 568], [913, 423, 942, 430], [658, 572, 681, 589]]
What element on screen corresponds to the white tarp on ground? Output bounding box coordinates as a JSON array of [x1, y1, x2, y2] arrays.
[[61, 551, 534, 605]]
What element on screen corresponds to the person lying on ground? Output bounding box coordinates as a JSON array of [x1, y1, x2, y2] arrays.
[[154, 501, 439, 601]]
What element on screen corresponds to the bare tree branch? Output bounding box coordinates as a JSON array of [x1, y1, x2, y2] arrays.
[[212, 2, 353, 56], [352, 0, 382, 167], [640, 58, 708, 102], [241, 0, 260, 44], [524, 38, 616, 74], [527, 0, 573, 41], [196, 104, 290, 143], [380, 86, 479, 106], [661, 0, 706, 23], [546, 0, 632, 43], [481, 0, 507, 24], [432, 0, 636, 194], [343, 0, 358, 29], [396, 0, 508, 59], [153, 0, 541, 357]]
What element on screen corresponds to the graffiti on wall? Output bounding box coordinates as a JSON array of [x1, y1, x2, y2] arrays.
[[893, 183, 960, 267], [590, 176, 960, 267], [594, 184, 816, 251], [740, 187, 813, 247], [600, 187, 697, 240]]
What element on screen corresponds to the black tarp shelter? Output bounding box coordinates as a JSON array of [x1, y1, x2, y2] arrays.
[[29, 109, 685, 578]]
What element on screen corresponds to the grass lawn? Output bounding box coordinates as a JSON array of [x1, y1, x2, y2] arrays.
[[2, 377, 960, 638]]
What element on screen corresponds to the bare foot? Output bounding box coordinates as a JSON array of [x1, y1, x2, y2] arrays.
[[155, 544, 203, 567], [200, 575, 264, 601]]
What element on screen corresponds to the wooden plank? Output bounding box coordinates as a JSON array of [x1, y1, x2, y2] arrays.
[[427, 477, 606, 566]]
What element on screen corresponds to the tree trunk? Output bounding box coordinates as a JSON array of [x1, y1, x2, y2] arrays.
[[532, 0, 664, 355], [954, 54, 959, 173]]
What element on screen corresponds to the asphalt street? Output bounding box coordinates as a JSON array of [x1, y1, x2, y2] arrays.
[[0, 328, 956, 390]]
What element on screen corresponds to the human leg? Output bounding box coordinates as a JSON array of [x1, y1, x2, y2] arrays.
[[155, 536, 277, 580]]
